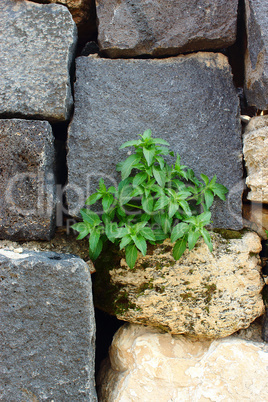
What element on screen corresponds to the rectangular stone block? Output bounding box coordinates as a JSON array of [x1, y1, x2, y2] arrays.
[[0, 0, 77, 122], [97, 0, 238, 57], [67, 53, 243, 229], [0, 249, 97, 401], [245, 0, 268, 110], [0, 119, 56, 240]]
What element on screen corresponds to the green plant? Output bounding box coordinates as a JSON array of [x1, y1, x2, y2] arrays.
[[72, 129, 228, 269]]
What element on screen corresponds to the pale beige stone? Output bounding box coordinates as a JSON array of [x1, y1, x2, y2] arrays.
[[243, 202, 268, 238], [243, 115, 268, 203], [95, 231, 264, 338], [97, 323, 268, 402]]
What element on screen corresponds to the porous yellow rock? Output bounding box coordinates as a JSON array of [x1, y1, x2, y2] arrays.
[[95, 230, 264, 338], [243, 115, 268, 203]]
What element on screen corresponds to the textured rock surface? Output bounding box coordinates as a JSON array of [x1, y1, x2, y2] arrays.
[[0, 119, 56, 241], [67, 53, 243, 229], [243, 202, 268, 238], [244, 0, 268, 110], [94, 231, 264, 338], [243, 115, 268, 203], [97, 323, 268, 402], [0, 248, 97, 401], [29, 0, 96, 43], [96, 0, 238, 57], [0, 0, 77, 122]]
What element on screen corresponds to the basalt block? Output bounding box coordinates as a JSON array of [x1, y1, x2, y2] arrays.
[[67, 53, 243, 229], [96, 0, 238, 57], [0, 0, 77, 122], [0, 248, 97, 401], [0, 119, 56, 241]]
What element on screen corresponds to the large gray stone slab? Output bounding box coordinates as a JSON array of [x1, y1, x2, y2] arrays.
[[0, 119, 56, 241], [244, 0, 268, 110], [96, 0, 239, 57], [67, 53, 243, 229], [0, 0, 77, 122], [0, 248, 97, 401]]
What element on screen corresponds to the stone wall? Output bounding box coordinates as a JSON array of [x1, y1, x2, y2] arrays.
[[0, 0, 268, 400]]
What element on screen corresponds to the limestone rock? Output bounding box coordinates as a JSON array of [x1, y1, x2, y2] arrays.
[[243, 202, 268, 238], [0, 248, 97, 401], [67, 53, 243, 229], [96, 0, 238, 58], [243, 115, 268, 203], [94, 231, 264, 338], [97, 323, 268, 402], [0, 119, 56, 241], [244, 0, 268, 110], [0, 0, 77, 122]]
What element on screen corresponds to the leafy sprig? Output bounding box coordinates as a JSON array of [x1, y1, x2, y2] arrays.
[[72, 129, 228, 269]]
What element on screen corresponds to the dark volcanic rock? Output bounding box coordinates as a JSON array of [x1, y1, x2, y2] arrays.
[[67, 53, 243, 229], [244, 0, 268, 110], [97, 0, 239, 57], [0, 119, 56, 240], [0, 0, 77, 122], [0, 248, 97, 401]]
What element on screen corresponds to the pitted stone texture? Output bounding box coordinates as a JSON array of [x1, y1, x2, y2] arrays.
[[0, 249, 97, 401], [0, 0, 77, 122], [94, 231, 264, 338], [97, 323, 268, 402], [245, 0, 268, 110], [0, 119, 56, 241], [67, 53, 243, 229], [96, 0, 238, 58], [29, 0, 96, 43], [243, 115, 268, 203]]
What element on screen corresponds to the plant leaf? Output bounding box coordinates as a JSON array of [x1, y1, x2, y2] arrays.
[[133, 171, 147, 187], [120, 139, 141, 149], [200, 228, 213, 252], [132, 234, 147, 256], [171, 222, 189, 242], [89, 227, 101, 252], [89, 237, 103, 260], [102, 194, 114, 212], [204, 189, 214, 209], [120, 235, 132, 250], [80, 209, 101, 226], [85, 192, 102, 206], [143, 147, 155, 167], [71, 222, 91, 240], [125, 244, 138, 269], [187, 230, 201, 251], [152, 165, 166, 187], [121, 154, 141, 180], [173, 237, 187, 260], [140, 227, 155, 241]]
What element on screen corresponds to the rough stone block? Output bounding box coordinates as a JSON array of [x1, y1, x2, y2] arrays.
[[0, 119, 56, 241], [94, 231, 264, 338], [67, 53, 243, 229], [0, 248, 97, 401], [0, 0, 77, 122], [97, 323, 268, 402], [29, 0, 96, 43], [245, 0, 268, 110], [96, 0, 238, 57], [243, 115, 268, 203]]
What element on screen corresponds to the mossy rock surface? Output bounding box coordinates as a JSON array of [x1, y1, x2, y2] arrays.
[[93, 231, 264, 338]]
